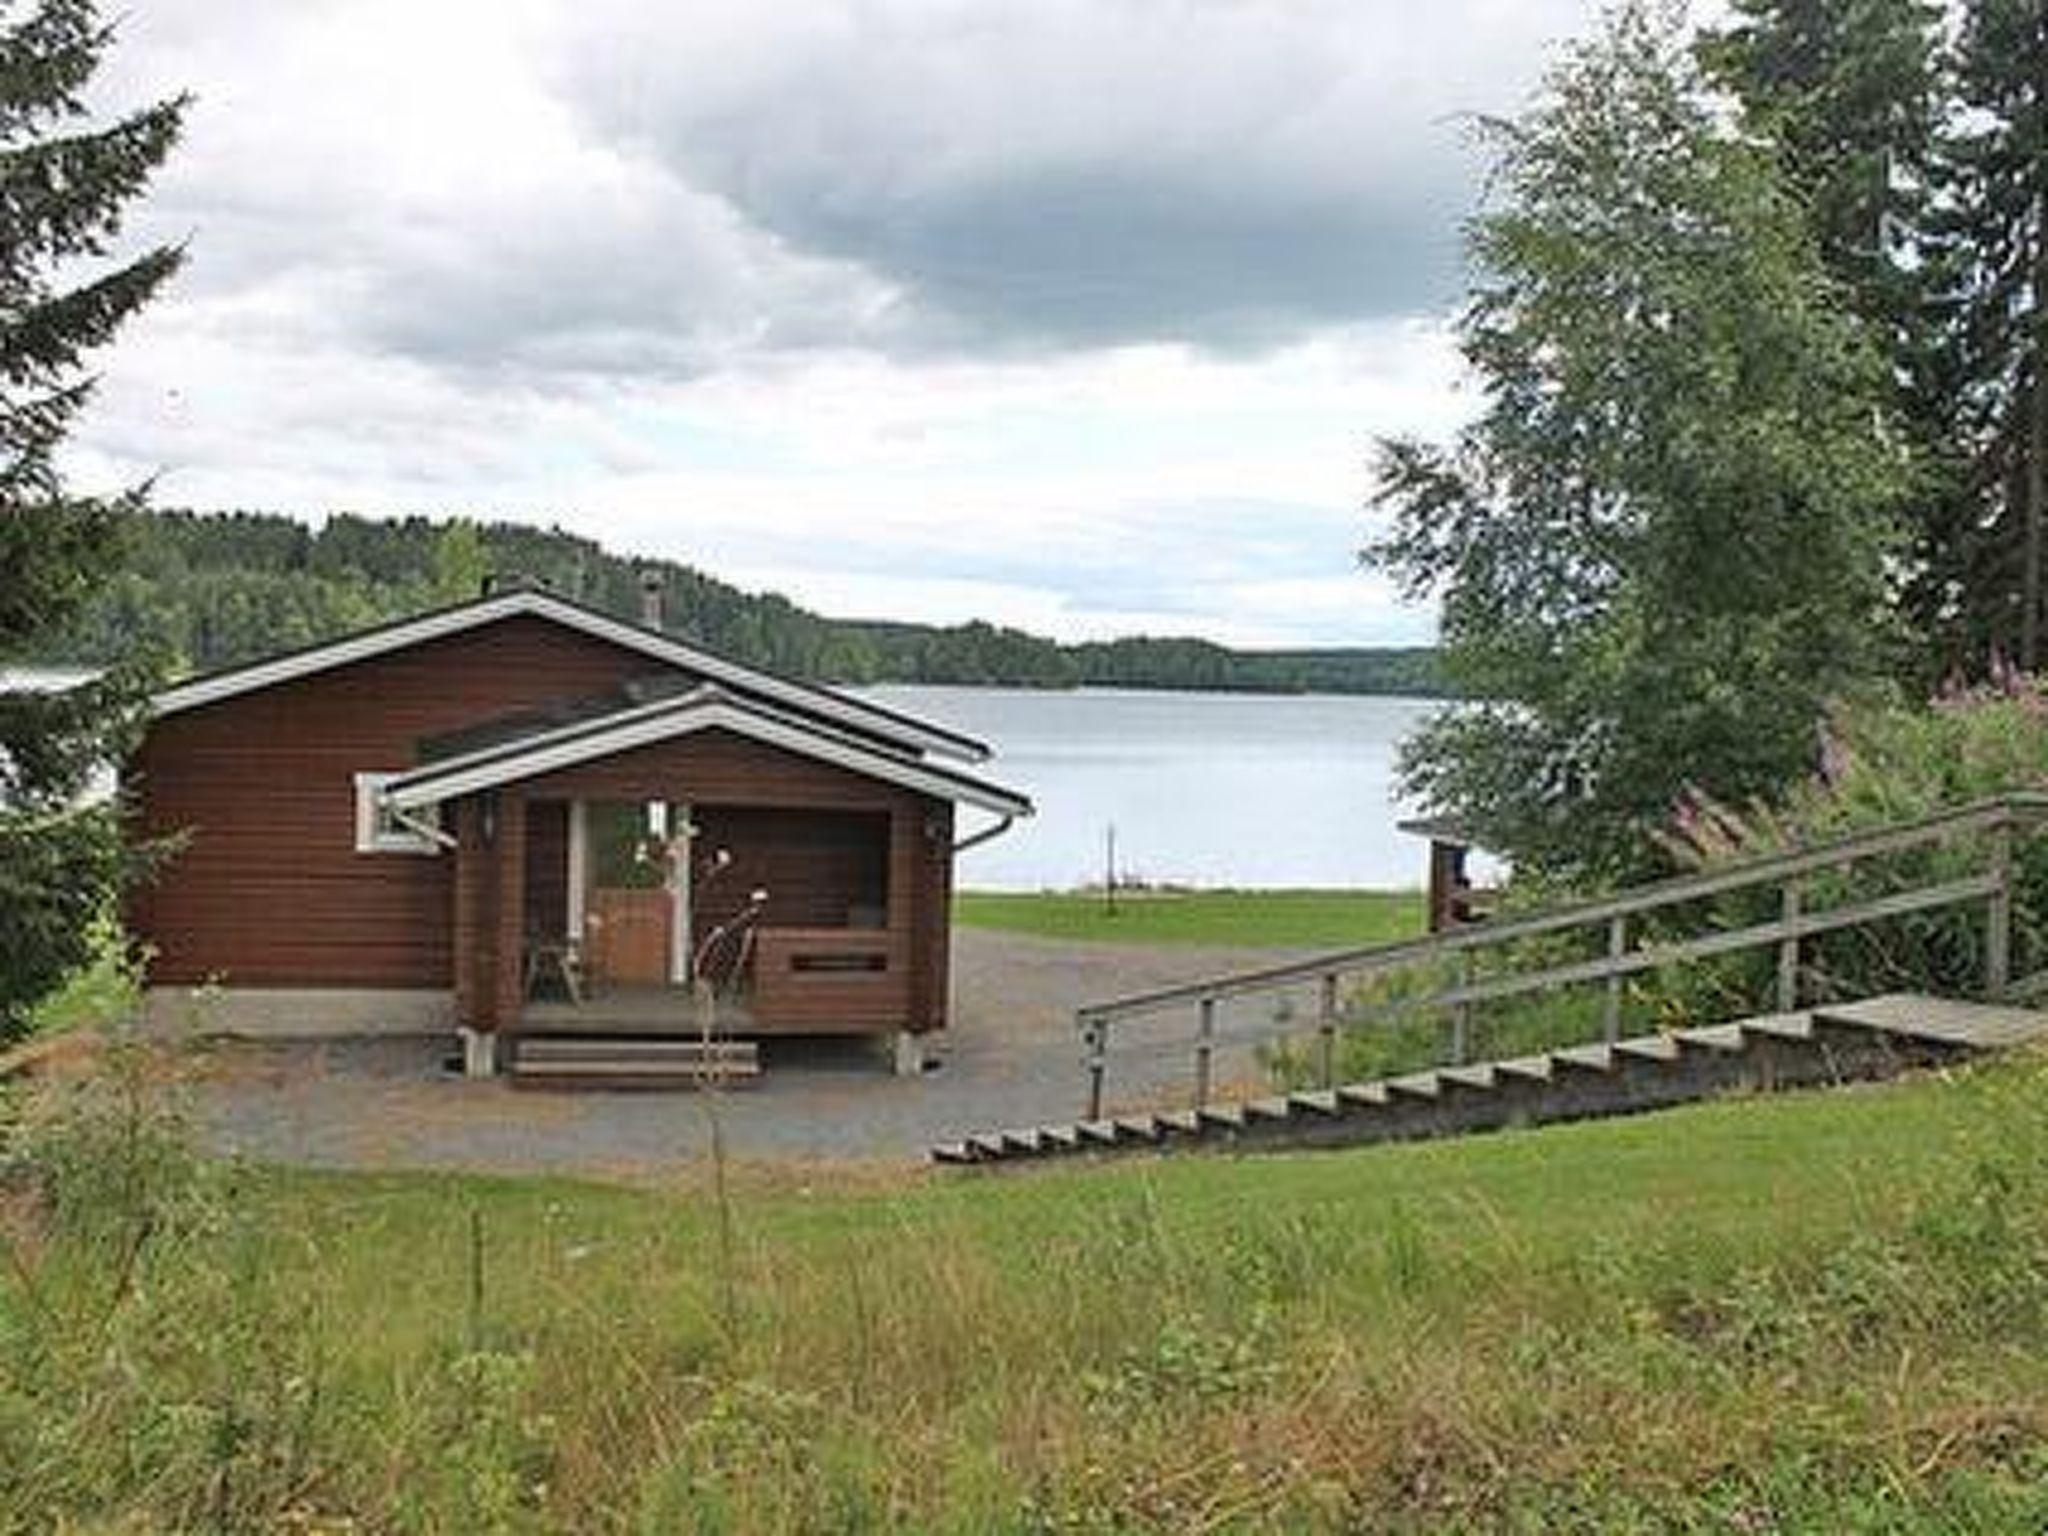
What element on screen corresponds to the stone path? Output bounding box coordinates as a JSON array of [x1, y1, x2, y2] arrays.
[[187, 928, 1323, 1176]]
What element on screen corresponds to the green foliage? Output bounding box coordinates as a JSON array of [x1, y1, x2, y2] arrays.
[[0, 1, 186, 1041], [1367, 1, 1904, 883], [1647, 677, 2048, 1016]]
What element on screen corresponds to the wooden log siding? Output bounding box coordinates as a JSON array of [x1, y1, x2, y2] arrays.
[[690, 806, 891, 945], [130, 614, 682, 988], [523, 800, 570, 942]]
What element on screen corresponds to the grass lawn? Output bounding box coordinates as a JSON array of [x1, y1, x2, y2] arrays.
[[9, 1043, 2048, 1529], [955, 886, 1424, 948]]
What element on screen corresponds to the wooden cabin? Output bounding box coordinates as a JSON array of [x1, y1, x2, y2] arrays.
[[128, 588, 1031, 1075]]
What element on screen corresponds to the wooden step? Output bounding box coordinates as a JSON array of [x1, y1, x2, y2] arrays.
[[1385, 1072, 1441, 1102], [1738, 1011, 1815, 1043], [1494, 1054, 1554, 1084], [1612, 1035, 1681, 1065], [517, 1036, 758, 1062], [1672, 1024, 1746, 1053], [1336, 1082, 1390, 1109], [1438, 1065, 1499, 1092], [1551, 1044, 1616, 1075]]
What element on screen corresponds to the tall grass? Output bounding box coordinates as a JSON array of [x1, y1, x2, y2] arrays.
[[7, 1037, 2048, 1529]]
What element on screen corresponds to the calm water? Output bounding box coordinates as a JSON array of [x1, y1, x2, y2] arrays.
[[11, 664, 1446, 892], [858, 685, 1445, 892]]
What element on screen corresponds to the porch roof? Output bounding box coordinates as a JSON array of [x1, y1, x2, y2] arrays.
[[380, 683, 1034, 819]]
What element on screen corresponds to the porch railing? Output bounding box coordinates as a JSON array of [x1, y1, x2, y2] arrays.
[[1077, 793, 2048, 1121], [752, 927, 911, 1030]]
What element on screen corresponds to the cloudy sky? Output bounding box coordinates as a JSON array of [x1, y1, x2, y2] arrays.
[[67, 0, 1600, 648]]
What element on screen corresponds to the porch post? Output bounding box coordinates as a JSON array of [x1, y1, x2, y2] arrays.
[[566, 798, 589, 943], [492, 792, 528, 1034], [452, 797, 497, 1076]]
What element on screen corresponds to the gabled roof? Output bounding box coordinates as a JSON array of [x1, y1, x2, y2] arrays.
[[150, 587, 990, 765], [380, 683, 1033, 819]]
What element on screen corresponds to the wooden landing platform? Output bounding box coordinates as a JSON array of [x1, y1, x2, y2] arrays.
[[1818, 993, 2048, 1050]]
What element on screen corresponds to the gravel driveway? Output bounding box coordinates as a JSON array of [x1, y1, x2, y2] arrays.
[[188, 928, 1326, 1175]]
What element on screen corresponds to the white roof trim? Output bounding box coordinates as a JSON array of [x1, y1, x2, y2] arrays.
[[382, 696, 1033, 819], [150, 589, 989, 764]]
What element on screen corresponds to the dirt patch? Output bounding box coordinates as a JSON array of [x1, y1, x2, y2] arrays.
[[178, 928, 1326, 1175]]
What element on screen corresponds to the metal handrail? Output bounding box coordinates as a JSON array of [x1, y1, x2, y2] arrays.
[[1077, 792, 2048, 1120]]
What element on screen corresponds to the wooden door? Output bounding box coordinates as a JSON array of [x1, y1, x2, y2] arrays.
[[585, 888, 670, 987]]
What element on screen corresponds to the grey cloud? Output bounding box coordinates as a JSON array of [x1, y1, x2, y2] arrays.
[[551, 0, 1590, 355], [99, 0, 1592, 382]]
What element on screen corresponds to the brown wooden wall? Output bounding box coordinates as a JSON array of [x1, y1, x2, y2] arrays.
[[129, 615, 695, 988]]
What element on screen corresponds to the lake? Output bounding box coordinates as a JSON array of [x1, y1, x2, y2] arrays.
[[857, 685, 1445, 893], [10, 666, 1446, 892]]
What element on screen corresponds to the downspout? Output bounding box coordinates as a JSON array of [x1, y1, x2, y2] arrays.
[[953, 814, 1016, 854]]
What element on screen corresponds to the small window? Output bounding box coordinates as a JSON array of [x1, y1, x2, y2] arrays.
[[353, 772, 440, 854]]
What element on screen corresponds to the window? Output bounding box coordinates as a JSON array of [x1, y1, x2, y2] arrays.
[[353, 772, 441, 854]]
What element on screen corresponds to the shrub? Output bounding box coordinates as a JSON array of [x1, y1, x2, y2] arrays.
[[1652, 675, 2048, 1013]]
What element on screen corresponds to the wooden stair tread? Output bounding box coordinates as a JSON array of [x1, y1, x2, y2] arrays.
[[1438, 1065, 1498, 1091], [1336, 1083, 1390, 1108], [1385, 1072, 1441, 1099], [1738, 1011, 1815, 1042], [1612, 1035, 1681, 1064], [1550, 1044, 1615, 1073], [1673, 1024, 1746, 1052], [1494, 1054, 1554, 1083]]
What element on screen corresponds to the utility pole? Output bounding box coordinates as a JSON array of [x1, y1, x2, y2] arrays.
[[2029, 181, 2048, 673], [1104, 823, 1118, 918]]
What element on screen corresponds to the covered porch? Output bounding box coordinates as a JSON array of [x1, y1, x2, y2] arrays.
[[447, 783, 953, 1051], [375, 682, 1030, 1077]]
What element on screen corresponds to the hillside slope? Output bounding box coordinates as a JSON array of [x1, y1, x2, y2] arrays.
[[7, 1048, 2048, 1529]]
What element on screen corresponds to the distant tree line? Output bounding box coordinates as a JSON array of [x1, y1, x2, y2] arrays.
[[33, 508, 1447, 697]]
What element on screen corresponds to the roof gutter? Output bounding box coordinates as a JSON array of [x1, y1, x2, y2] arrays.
[[953, 814, 1018, 855]]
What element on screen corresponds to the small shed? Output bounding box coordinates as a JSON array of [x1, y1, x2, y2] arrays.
[[1397, 814, 1495, 934]]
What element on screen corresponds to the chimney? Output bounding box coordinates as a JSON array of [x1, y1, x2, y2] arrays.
[[637, 568, 664, 631]]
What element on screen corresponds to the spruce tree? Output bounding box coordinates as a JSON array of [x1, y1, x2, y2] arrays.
[[1700, 1, 1969, 684], [0, 0, 186, 1038], [1924, 0, 2048, 675]]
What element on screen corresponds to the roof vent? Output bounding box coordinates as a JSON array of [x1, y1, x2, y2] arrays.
[[638, 568, 664, 631]]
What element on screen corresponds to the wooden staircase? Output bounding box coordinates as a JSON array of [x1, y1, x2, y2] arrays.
[[931, 994, 2048, 1166], [509, 1034, 760, 1089]]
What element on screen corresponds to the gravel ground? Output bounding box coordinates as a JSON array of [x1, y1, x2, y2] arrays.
[[187, 928, 1326, 1176]]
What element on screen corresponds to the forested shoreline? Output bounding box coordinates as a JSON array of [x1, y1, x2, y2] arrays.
[[34, 507, 1444, 696]]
